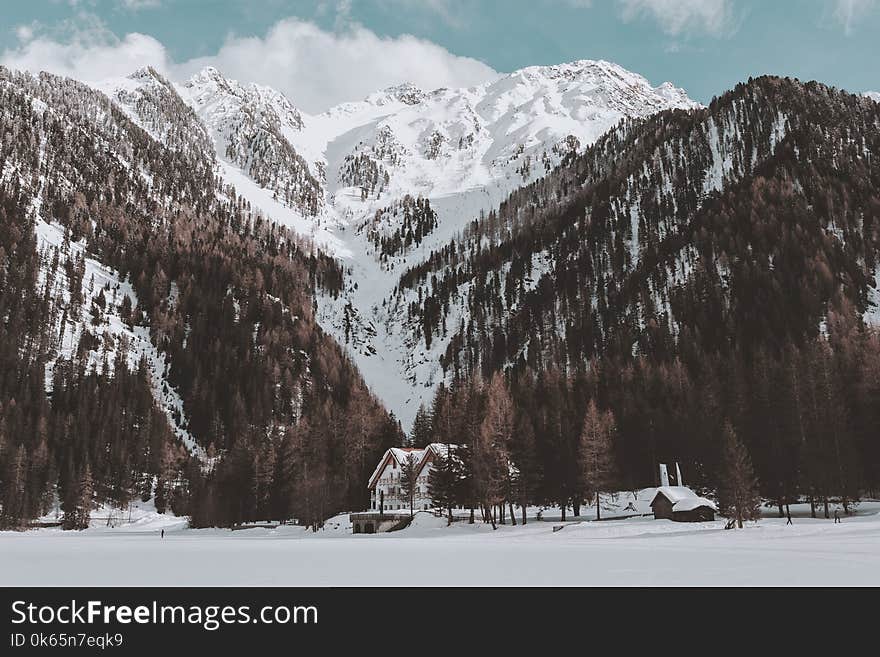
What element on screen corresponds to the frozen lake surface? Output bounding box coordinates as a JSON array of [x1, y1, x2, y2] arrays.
[[2, 499, 878, 586]]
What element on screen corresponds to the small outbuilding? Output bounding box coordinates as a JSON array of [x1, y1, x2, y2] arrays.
[[650, 486, 716, 522]]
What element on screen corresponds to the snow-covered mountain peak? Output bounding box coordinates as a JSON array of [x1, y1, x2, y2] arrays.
[[184, 66, 305, 132], [127, 65, 168, 84], [306, 60, 702, 429], [509, 58, 635, 83], [89, 59, 701, 430], [865, 91, 880, 103], [369, 82, 428, 106], [490, 59, 699, 116]]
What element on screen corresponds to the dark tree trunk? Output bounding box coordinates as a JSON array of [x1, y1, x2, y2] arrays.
[[521, 504, 527, 526], [509, 500, 517, 526]]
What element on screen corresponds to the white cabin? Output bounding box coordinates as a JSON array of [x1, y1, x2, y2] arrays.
[[367, 444, 457, 512]]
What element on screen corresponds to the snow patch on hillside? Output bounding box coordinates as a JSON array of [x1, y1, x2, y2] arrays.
[[95, 61, 700, 430], [867, 265, 880, 326], [34, 220, 203, 461]]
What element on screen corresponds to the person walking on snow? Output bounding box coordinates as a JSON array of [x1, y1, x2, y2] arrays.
[[834, 510, 841, 524], [786, 508, 793, 525], [161, 529, 165, 539]]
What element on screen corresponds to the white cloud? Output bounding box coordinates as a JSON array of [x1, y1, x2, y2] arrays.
[[0, 16, 496, 113], [1, 16, 170, 82], [616, 0, 735, 36], [833, 0, 877, 34], [174, 19, 496, 111]]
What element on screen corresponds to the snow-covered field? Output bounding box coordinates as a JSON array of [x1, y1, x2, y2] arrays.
[[2, 500, 878, 586]]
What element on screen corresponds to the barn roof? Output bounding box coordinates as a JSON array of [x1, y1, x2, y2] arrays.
[[650, 486, 717, 512]]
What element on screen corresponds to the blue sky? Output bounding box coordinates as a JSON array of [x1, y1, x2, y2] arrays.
[[1, 1, 877, 111]]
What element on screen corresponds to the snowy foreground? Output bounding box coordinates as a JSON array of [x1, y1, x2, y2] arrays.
[[2, 498, 879, 586]]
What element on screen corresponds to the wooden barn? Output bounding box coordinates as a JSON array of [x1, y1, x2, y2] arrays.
[[650, 486, 716, 522]]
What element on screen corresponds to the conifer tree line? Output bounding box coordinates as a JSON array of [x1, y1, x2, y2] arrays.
[[0, 67, 401, 529], [2, 66, 879, 533], [394, 76, 880, 517], [423, 320, 878, 525], [396, 78, 880, 380]]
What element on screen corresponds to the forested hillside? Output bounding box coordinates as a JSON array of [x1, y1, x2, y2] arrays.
[[2, 64, 878, 532], [0, 68, 399, 530], [400, 77, 880, 512]]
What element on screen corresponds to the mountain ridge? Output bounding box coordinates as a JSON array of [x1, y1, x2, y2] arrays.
[[88, 58, 699, 428]]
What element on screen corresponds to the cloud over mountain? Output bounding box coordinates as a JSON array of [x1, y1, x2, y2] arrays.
[[1, 16, 497, 113]]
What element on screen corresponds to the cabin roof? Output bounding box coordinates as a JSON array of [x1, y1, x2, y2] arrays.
[[650, 486, 717, 512], [368, 443, 460, 489]]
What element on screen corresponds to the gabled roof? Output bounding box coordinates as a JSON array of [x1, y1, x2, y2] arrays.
[[367, 447, 426, 489], [650, 486, 717, 512], [368, 444, 461, 489], [414, 443, 461, 478]]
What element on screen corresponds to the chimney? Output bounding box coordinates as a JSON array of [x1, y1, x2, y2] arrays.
[[658, 463, 670, 487]]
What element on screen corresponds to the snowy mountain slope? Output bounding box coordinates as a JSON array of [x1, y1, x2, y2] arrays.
[[313, 60, 698, 246], [308, 61, 700, 428], [90, 60, 699, 430], [2, 66, 399, 528], [0, 69, 207, 460], [95, 67, 214, 164], [394, 76, 880, 397], [180, 66, 324, 219], [94, 67, 348, 253], [34, 219, 203, 460], [865, 91, 880, 103]]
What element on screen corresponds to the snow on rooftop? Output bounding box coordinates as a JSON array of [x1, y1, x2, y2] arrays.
[[651, 486, 717, 512], [367, 444, 463, 488], [672, 497, 717, 512]]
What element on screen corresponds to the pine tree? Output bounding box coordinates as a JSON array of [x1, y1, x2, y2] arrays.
[[578, 400, 617, 520], [428, 447, 459, 524], [410, 404, 432, 447], [510, 412, 540, 525], [399, 452, 419, 518], [718, 422, 761, 529], [63, 464, 93, 531], [0, 444, 28, 529], [475, 373, 512, 529]]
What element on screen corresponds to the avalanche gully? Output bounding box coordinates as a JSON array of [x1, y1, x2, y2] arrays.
[[95, 59, 698, 430]]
